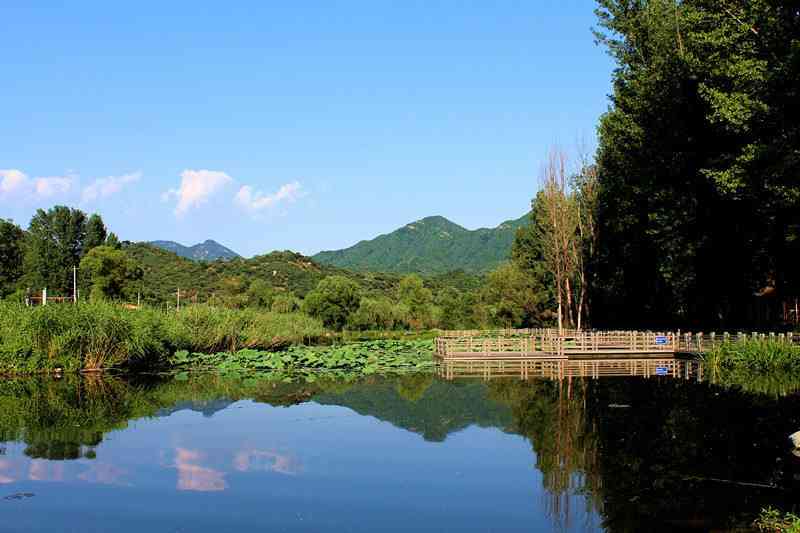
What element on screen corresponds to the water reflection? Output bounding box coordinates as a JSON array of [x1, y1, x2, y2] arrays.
[[1, 371, 799, 532], [437, 357, 703, 382], [172, 448, 227, 492]]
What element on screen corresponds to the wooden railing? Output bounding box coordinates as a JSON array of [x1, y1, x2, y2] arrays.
[[435, 328, 800, 360], [676, 331, 800, 353], [435, 330, 678, 359]]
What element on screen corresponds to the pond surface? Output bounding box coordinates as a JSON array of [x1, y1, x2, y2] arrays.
[[1, 367, 800, 532]]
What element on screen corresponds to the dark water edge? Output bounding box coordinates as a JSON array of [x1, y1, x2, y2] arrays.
[[1, 370, 800, 532]]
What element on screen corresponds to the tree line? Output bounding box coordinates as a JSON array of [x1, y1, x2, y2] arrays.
[[0, 206, 555, 331], [509, 1, 800, 331], [0, 206, 138, 302]]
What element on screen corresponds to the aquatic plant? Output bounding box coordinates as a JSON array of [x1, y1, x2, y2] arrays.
[[755, 507, 800, 533], [169, 340, 435, 374]]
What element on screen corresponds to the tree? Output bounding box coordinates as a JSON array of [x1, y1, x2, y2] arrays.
[[593, 0, 800, 328], [397, 274, 435, 329], [348, 296, 397, 330], [271, 292, 300, 313], [105, 232, 121, 249], [80, 245, 142, 301], [245, 279, 276, 308], [302, 276, 362, 330], [24, 206, 88, 293], [0, 219, 24, 296], [84, 214, 108, 250], [483, 262, 552, 328]]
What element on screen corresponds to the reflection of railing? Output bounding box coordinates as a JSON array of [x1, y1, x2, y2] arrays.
[[437, 357, 704, 382]]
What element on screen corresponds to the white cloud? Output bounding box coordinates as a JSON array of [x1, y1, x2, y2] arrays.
[[163, 170, 233, 216], [0, 169, 28, 194], [34, 176, 73, 197], [81, 172, 142, 203], [235, 181, 303, 212], [0, 169, 74, 200]]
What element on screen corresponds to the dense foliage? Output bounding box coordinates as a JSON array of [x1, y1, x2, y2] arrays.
[[592, 0, 800, 328], [313, 214, 530, 275], [0, 219, 24, 298]]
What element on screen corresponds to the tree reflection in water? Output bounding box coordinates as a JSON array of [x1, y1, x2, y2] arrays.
[[1, 368, 800, 531]]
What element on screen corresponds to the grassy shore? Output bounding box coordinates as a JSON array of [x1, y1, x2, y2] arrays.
[[0, 301, 326, 373], [704, 338, 800, 373]]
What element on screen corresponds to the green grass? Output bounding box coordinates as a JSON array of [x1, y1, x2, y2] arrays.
[[0, 301, 325, 373], [755, 507, 800, 532], [704, 338, 800, 373]]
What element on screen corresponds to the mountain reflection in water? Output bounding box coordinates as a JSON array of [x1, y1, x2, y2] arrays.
[[1, 367, 799, 532]]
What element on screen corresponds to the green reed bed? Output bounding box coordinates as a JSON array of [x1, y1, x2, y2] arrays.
[[704, 338, 800, 373], [0, 301, 325, 373]]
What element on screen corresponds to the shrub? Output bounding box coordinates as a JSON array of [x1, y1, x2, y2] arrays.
[[302, 276, 362, 330]]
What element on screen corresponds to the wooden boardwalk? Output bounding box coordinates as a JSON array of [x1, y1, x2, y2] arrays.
[[435, 328, 800, 361], [435, 330, 677, 360]]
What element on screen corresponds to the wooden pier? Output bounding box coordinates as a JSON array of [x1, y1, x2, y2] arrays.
[[434, 328, 800, 361], [435, 329, 677, 360]]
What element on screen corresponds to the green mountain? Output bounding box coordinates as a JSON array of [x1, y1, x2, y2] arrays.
[[125, 243, 483, 305], [312, 213, 530, 275], [149, 239, 239, 261]]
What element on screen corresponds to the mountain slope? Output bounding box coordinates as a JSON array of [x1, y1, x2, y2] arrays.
[[312, 213, 530, 275], [149, 239, 239, 261], [125, 243, 482, 305]]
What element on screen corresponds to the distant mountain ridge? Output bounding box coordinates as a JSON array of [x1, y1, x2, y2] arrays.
[[312, 213, 530, 275], [148, 239, 239, 261]]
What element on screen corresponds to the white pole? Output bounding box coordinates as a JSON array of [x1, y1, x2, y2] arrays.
[[43, 288, 47, 306], [73, 266, 77, 303], [177, 288, 181, 311]]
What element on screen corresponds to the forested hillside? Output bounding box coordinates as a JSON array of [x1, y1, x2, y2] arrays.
[[127, 243, 403, 304], [313, 214, 529, 275]]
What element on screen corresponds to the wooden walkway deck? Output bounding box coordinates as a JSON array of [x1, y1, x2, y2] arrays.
[[434, 328, 800, 361], [435, 330, 677, 360]]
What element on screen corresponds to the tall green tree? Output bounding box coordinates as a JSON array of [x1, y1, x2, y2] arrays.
[[80, 245, 142, 301], [302, 275, 362, 330], [24, 206, 88, 294], [84, 214, 108, 250], [0, 219, 25, 296], [593, 0, 800, 328], [397, 274, 435, 328]]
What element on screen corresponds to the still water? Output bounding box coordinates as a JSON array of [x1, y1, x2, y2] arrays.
[[1, 365, 800, 532]]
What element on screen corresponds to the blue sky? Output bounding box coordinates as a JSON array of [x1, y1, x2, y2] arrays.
[[0, 1, 614, 257]]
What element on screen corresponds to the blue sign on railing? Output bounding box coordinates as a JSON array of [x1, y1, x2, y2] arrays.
[[655, 336, 669, 345], [655, 366, 669, 376]]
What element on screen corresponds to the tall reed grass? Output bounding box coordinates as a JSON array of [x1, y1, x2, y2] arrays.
[[0, 301, 325, 373], [704, 338, 800, 373]]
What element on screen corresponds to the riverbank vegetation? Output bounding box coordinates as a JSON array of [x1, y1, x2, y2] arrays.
[[705, 339, 800, 374], [755, 508, 800, 533], [0, 301, 325, 373]]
